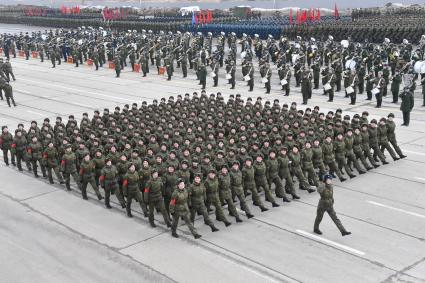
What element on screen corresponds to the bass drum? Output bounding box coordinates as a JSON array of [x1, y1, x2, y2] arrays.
[[413, 61, 424, 74], [345, 59, 356, 70]]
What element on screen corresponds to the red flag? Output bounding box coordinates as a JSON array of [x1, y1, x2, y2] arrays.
[[301, 10, 307, 23], [334, 3, 339, 19], [289, 9, 293, 25], [310, 8, 315, 21], [207, 10, 212, 23], [296, 9, 299, 25], [316, 8, 321, 21], [200, 10, 205, 24]]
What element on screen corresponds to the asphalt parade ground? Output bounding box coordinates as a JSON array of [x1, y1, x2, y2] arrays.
[[1, 24, 425, 283]]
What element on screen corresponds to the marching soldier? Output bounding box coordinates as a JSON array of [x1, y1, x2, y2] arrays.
[[144, 169, 171, 228], [226, 59, 236, 89], [28, 136, 47, 178], [211, 58, 219, 87], [198, 63, 207, 90], [113, 56, 121, 78], [79, 153, 103, 200], [322, 68, 336, 102], [301, 68, 312, 105], [242, 157, 268, 212], [188, 173, 220, 232], [374, 73, 385, 108], [205, 169, 232, 227], [170, 179, 202, 239], [100, 158, 126, 209], [230, 161, 254, 219], [12, 129, 31, 171], [61, 144, 82, 191], [280, 64, 291, 95], [123, 163, 148, 218], [347, 70, 359, 105], [218, 165, 243, 222], [314, 174, 351, 236], [260, 62, 272, 94], [400, 87, 414, 126], [391, 71, 402, 103], [3, 82, 17, 107], [43, 141, 65, 184], [386, 113, 406, 158], [0, 126, 13, 166]]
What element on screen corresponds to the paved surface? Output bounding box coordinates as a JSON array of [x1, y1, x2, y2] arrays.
[[1, 24, 425, 283]]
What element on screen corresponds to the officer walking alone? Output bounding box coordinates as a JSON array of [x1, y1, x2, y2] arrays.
[[314, 174, 351, 236]]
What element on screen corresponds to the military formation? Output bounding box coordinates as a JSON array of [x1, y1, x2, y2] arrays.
[[1, 26, 424, 124], [0, 91, 407, 237]]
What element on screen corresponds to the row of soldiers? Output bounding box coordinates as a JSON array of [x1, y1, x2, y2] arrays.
[[0, 92, 406, 238], [2, 28, 424, 112]]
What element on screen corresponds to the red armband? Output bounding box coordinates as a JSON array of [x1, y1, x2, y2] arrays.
[[144, 188, 150, 193], [170, 199, 176, 206], [43, 153, 48, 159], [123, 179, 128, 186], [79, 168, 84, 175], [11, 143, 16, 148], [99, 175, 105, 181], [61, 160, 65, 166], [0, 138, 3, 145], [27, 148, 32, 154]]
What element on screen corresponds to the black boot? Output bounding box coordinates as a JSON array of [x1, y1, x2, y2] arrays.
[[260, 206, 268, 212], [291, 194, 300, 200]]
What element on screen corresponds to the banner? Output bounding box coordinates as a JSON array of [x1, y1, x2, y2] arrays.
[[289, 9, 293, 25], [101, 8, 128, 21], [334, 3, 340, 19], [60, 5, 80, 15]]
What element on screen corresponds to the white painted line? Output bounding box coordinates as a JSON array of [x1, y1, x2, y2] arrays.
[[415, 177, 425, 182], [18, 78, 135, 102], [200, 247, 283, 283], [15, 88, 31, 94], [403, 150, 425, 156], [26, 110, 45, 117], [295, 229, 365, 256], [367, 201, 425, 219], [72, 102, 91, 108]]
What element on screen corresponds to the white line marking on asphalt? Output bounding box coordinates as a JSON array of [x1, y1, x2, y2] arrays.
[[415, 177, 425, 182], [15, 88, 31, 94], [403, 150, 425, 156], [295, 229, 365, 256], [26, 110, 45, 116], [367, 201, 425, 219], [18, 78, 135, 102], [72, 102, 91, 108]]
